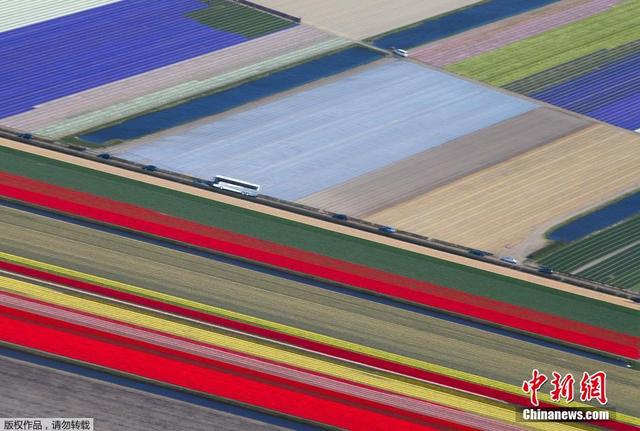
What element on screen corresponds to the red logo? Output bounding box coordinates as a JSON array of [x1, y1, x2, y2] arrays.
[[580, 371, 608, 405], [522, 370, 608, 406], [522, 369, 548, 407], [550, 371, 575, 403]]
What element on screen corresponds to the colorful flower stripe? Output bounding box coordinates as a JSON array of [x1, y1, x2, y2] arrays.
[[0, 304, 470, 431], [1, 274, 549, 427], [3, 290, 512, 431], [3, 260, 635, 431], [0, 260, 535, 403], [0, 170, 624, 339], [0, 172, 636, 359]]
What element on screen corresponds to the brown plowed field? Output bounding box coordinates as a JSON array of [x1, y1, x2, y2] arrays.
[[369, 125, 640, 257], [299, 108, 590, 216]]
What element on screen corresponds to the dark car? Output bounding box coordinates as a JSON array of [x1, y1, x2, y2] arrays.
[[468, 249, 489, 257], [97, 153, 111, 160], [142, 165, 157, 172], [378, 226, 397, 234], [538, 266, 554, 275], [18, 133, 33, 140], [332, 213, 348, 221]]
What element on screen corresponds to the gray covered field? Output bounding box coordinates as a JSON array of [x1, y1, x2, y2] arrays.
[[0, 356, 288, 431], [114, 60, 535, 200], [299, 108, 591, 215]]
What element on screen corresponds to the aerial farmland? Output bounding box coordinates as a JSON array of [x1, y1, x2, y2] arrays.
[[0, 1, 639, 430], [6, 0, 632, 258]]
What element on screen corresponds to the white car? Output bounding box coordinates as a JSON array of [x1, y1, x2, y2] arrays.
[[392, 48, 409, 57], [499, 256, 518, 265]]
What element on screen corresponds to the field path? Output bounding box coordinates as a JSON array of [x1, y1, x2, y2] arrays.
[[0, 137, 636, 310]]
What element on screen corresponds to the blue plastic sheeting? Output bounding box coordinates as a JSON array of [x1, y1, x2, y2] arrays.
[[115, 61, 536, 200], [0, 0, 252, 119], [372, 0, 559, 49], [549, 192, 640, 242], [0, 347, 319, 431], [532, 52, 640, 130], [80, 47, 382, 143]]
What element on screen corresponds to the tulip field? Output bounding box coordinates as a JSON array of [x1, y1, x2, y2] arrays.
[[1, 0, 639, 429]]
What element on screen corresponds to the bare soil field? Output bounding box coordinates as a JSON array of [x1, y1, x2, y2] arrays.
[[1, 137, 635, 309], [299, 108, 590, 216], [252, 0, 482, 40], [369, 125, 640, 258]]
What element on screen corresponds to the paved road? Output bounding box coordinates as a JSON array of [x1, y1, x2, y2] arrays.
[[0, 355, 290, 431], [1, 204, 638, 416]]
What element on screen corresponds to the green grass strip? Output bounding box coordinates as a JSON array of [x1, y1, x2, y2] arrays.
[[448, 0, 640, 86], [0, 146, 637, 335]]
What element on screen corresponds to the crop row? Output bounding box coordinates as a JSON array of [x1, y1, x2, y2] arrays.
[[532, 54, 640, 109], [540, 215, 640, 271], [448, 0, 640, 86], [579, 245, 640, 291], [505, 39, 640, 95], [414, 0, 620, 67], [0, 304, 438, 431], [1, 167, 638, 357], [0, 0, 296, 119]]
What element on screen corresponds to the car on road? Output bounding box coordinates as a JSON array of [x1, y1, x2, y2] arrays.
[[392, 48, 409, 57], [468, 249, 490, 257], [378, 226, 397, 234], [499, 256, 518, 265], [142, 165, 157, 172], [538, 266, 554, 275], [332, 213, 348, 221]]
